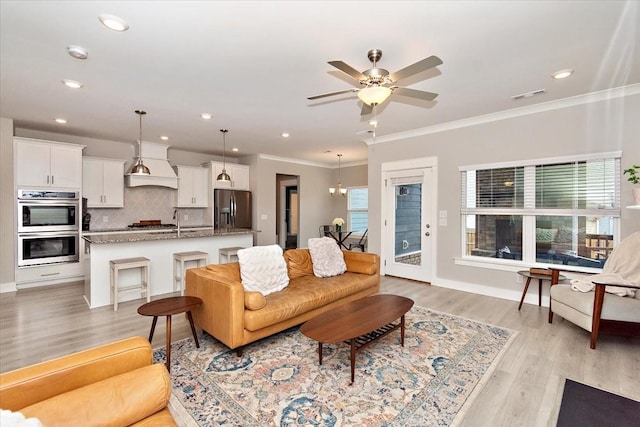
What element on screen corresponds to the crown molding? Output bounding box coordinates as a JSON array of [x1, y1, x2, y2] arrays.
[[364, 83, 640, 145], [258, 153, 367, 168]]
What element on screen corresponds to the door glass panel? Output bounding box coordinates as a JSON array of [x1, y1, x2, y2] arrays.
[[394, 183, 422, 266]]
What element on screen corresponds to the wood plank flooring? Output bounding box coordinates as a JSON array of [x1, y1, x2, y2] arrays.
[[1, 276, 638, 426]]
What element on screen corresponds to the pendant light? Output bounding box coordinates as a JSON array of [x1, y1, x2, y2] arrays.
[[216, 129, 231, 182], [129, 110, 150, 175], [329, 154, 347, 197]]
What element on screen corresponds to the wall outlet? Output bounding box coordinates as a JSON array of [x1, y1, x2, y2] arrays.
[[102, 216, 108, 223], [183, 214, 189, 221]]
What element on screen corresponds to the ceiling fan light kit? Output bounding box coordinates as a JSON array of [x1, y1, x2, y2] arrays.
[[358, 86, 392, 106], [309, 48, 442, 115]]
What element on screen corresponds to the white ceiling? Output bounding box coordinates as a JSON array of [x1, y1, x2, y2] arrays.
[[1, 1, 639, 166]]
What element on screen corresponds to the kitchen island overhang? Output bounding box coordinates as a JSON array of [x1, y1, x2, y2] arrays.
[[83, 229, 257, 309]]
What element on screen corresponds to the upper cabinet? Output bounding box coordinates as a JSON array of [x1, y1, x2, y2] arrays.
[[208, 161, 250, 190], [15, 138, 84, 189], [83, 157, 125, 208], [175, 165, 208, 207]]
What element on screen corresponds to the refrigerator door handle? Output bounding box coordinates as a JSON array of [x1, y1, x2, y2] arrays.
[[231, 194, 236, 228]]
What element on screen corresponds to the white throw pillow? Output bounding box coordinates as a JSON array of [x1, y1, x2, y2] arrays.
[[308, 237, 347, 277], [0, 410, 43, 427], [237, 245, 289, 296]]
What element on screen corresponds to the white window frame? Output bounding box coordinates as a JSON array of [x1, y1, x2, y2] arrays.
[[347, 186, 368, 235], [455, 151, 621, 272]]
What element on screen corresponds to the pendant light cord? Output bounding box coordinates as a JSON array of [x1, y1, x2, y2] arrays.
[[220, 129, 228, 169]]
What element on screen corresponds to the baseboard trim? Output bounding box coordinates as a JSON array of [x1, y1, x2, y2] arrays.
[[432, 277, 551, 308], [1, 281, 17, 293]]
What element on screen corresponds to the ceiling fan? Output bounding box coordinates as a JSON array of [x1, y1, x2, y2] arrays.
[[308, 49, 443, 115]]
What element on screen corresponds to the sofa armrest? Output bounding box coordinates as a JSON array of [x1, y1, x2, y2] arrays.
[[186, 266, 246, 349], [20, 364, 172, 427], [0, 336, 152, 411], [343, 251, 380, 275]]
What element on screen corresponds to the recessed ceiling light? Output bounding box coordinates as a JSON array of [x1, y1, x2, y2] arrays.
[[62, 79, 84, 89], [201, 113, 212, 120], [281, 132, 290, 138], [552, 69, 574, 79], [232, 148, 239, 152], [67, 45, 88, 60], [98, 14, 129, 32], [55, 118, 67, 124], [160, 136, 169, 141]]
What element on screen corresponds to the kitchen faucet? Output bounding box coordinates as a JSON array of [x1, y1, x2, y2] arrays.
[[173, 209, 181, 236]]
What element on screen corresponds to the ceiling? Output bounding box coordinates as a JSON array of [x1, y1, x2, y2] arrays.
[[1, 1, 639, 166]]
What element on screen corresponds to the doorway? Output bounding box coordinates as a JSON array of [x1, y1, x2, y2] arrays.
[[382, 159, 436, 282], [277, 174, 299, 250]]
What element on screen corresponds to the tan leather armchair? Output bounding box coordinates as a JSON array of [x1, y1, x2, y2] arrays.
[[0, 336, 176, 427]]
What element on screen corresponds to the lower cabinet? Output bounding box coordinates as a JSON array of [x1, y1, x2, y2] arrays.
[[15, 262, 84, 288]]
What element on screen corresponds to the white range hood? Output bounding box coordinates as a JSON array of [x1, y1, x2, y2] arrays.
[[125, 141, 178, 189]]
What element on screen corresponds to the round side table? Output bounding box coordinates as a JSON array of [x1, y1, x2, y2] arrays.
[[517, 270, 565, 310], [137, 296, 202, 372]]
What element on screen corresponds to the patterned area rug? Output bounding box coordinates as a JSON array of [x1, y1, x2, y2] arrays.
[[154, 306, 517, 426]]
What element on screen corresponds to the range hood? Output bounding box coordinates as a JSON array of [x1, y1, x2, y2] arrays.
[[125, 141, 178, 189]]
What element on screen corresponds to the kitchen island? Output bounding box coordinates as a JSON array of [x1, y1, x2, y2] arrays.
[[83, 228, 255, 309]]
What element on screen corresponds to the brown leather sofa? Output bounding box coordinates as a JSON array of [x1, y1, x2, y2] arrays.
[[186, 249, 380, 352], [0, 336, 176, 427]]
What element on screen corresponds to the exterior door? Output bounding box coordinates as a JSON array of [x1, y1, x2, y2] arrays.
[[384, 168, 433, 282]]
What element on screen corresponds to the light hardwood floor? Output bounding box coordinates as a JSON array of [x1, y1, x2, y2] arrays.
[[1, 276, 638, 426]]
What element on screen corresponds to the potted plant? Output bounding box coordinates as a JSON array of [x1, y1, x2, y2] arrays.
[[332, 217, 345, 233], [623, 164, 640, 205]]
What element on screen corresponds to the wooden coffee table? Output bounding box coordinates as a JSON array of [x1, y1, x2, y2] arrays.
[[137, 296, 202, 372], [300, 294, 414, 384]]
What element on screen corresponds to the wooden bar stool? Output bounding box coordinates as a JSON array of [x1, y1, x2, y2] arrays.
[[109, 257, 150, 311], [218, 246, 245, 264], [173, 251, 209, 295]]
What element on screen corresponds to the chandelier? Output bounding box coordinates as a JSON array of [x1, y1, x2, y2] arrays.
[[329, 154, 347, 197]]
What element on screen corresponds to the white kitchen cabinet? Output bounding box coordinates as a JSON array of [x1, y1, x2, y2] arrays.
[[82, 157, 125, 207], [209, 161, 250, 190], [15, 138, 84, 189], [175, 165, 208, 207]]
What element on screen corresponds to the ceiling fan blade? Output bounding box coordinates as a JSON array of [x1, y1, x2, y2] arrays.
[[360, 103, 373, 116], [307, 88, 358, 100], [390, 55, 443, 82], [393, 87, 439, 101], [328, 60, 367, 81]]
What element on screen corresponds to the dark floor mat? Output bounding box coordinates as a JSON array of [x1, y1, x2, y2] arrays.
[[557, 379, 640, 427]]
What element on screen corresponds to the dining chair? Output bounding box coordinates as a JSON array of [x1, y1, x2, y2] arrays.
[[348, 229, 368, 252]]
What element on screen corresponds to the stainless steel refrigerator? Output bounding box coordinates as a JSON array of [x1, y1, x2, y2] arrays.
[[213, 189, 252, 229]]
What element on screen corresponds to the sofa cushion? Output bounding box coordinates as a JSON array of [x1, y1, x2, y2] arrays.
[[283, 249, 314, 279], [308, 237, 347, 277], [244, 272, 378, 331], [551, 284, 640, 322], [237, 245, 290, 296]]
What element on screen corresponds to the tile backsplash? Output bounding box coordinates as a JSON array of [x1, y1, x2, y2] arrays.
[[88, 186, 206, 230]]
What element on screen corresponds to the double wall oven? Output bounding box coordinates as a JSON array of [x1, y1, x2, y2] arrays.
[[17, 190, 80, 267]]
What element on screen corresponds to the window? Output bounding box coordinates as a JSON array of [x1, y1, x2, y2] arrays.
[[348, 187, 368, 234], [460, 153, 620, 269]]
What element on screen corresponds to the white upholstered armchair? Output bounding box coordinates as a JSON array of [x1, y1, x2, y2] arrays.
[[548, 231, 640, 349]]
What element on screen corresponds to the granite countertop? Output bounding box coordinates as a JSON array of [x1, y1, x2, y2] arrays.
[[83, 228, 258, 244]]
